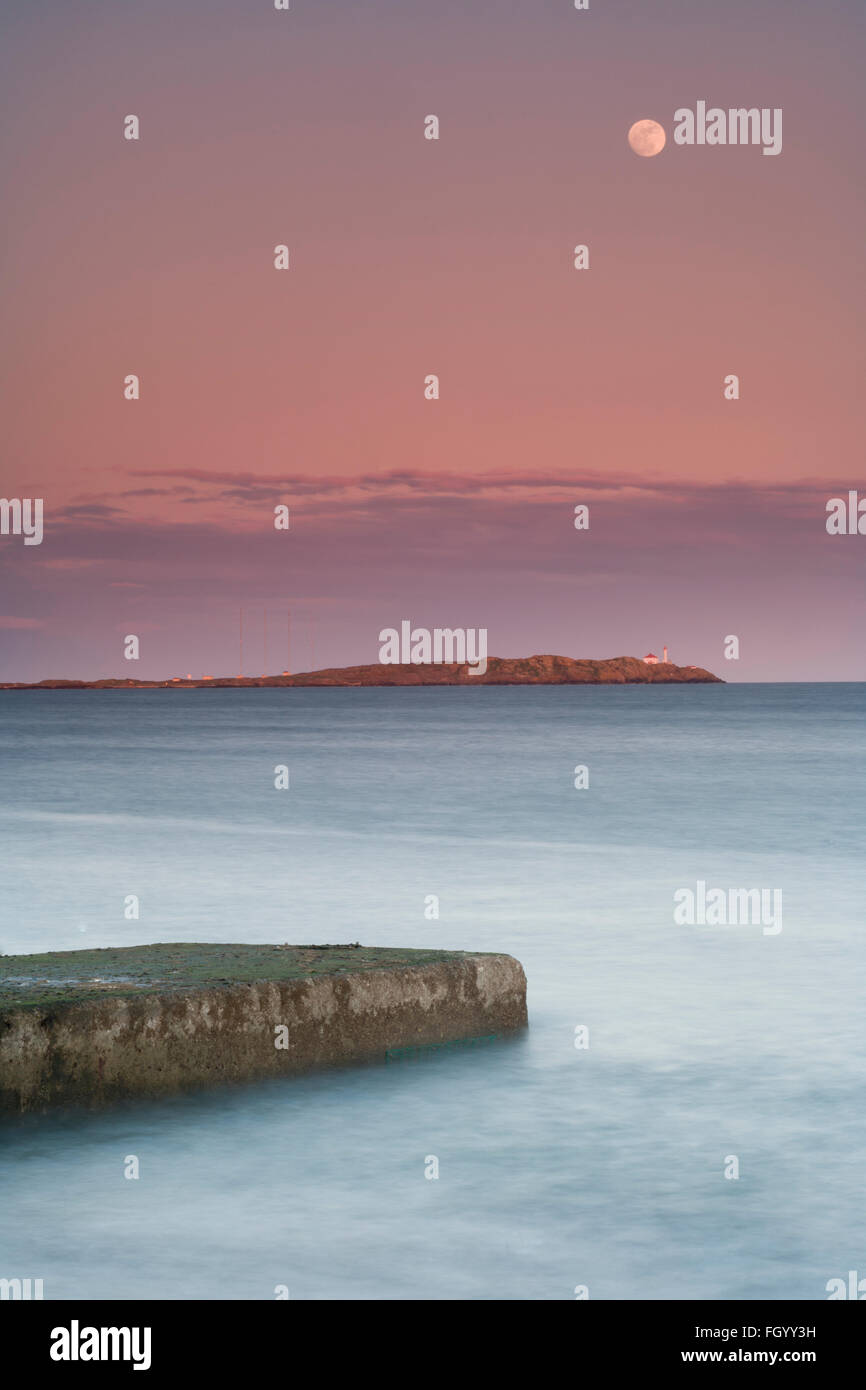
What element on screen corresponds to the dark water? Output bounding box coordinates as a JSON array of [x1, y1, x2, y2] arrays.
[[1, 684, 864, 1299]]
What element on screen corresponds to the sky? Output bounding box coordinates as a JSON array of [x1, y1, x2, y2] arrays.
[[1, 0, 864, 681]]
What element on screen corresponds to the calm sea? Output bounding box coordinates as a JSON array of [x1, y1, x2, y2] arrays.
[[1, 684, 864, 1300]]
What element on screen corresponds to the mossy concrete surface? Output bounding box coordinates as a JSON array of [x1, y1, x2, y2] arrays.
[[0, 943, 474, 1012], [0, 943, 528, 1112]]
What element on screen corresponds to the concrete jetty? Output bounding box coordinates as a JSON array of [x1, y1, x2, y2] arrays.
[[0, 943, 528, 1112]]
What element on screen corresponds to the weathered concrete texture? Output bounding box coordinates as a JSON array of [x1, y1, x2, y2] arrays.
[[0, 945, 528, 1113]]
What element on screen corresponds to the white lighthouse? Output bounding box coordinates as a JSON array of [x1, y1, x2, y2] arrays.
[[663, 645, 669, 663]]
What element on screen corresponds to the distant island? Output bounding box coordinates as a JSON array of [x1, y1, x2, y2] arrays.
[[0, 655, 723, 689]]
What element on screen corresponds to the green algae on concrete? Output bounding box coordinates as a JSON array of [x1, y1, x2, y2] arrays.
[[0, 942, 472, 1012], [0, 943, 528, 1112]]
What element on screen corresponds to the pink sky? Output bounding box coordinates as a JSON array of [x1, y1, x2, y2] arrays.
[[1, 0, 864, 680]]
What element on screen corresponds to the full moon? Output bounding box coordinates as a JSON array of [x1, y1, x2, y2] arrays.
[[628, 119, 666, 157]]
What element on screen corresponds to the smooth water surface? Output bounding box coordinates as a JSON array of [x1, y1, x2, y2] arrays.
[[1, 684, 863, 1299]]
